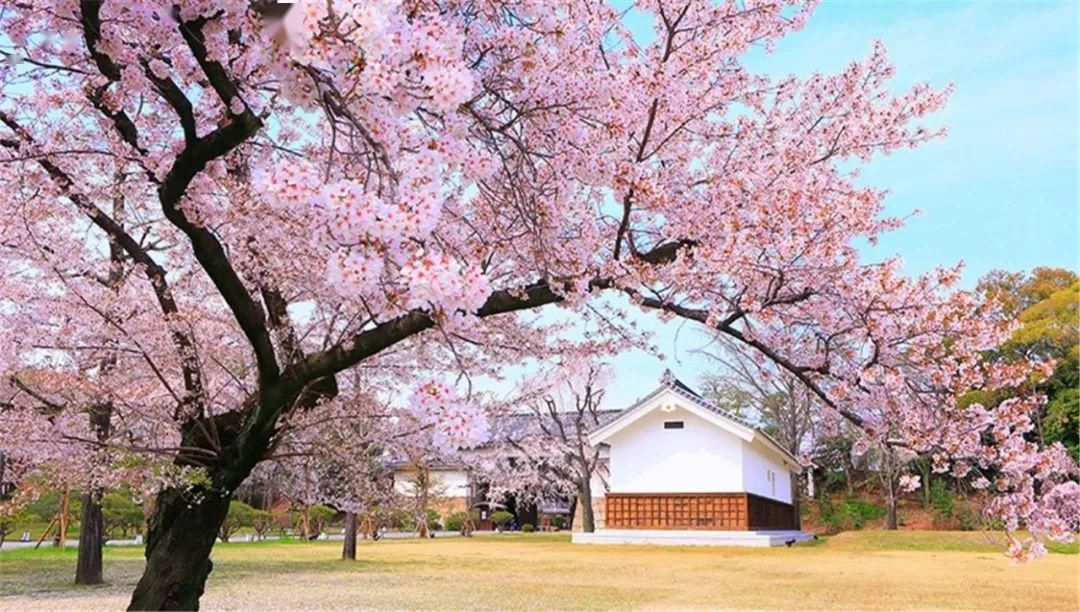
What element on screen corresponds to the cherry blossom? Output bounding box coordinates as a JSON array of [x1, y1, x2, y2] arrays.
[[0, 1, 1075, 607]]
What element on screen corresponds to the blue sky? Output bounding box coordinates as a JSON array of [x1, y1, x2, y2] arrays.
[[590, 0, 1079, 409]]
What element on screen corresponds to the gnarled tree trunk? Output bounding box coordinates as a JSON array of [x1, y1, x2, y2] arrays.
[[126, 377, 336, 610], [128, 412, 251, 611], [127, 486, 232, 611], [75, 491, 105, 585]]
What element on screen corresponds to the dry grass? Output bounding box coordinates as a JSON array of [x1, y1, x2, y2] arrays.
[[1, 532, 1077, 610]]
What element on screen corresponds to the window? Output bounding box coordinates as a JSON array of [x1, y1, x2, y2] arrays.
[[767, 470, 776, 496], [663, 421, 684, 429]]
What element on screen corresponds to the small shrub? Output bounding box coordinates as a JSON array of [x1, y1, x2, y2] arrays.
[[102, 489, 144, 539], [491, 510, 513, 530], [444, 512, 468, 532], [219, 501, 257, 542], [928, 480, 983, 530], [551, 516, 566, 530], [522, 523, 534, 533], [423, 508, 441, 532], [929, 480, 955, 520], [388, 509, 413, 530], [843, 499, 885, 528], [816, 496, 885, 532], [956, 505, 982, 531]]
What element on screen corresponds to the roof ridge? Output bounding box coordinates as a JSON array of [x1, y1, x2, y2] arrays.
[[665, 384, 755, 429]]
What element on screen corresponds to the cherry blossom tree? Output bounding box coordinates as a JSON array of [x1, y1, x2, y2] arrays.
[[260, 384, 395, 559], [0, 1, 1076, 609], [479, 361, 613, 532], [0, 370, 160, 584]]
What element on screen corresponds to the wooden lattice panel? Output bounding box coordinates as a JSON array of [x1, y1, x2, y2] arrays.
[[605, 493, 751, 530]]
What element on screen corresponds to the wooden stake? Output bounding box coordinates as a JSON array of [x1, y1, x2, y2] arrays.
[[34, 514, 58, 550]]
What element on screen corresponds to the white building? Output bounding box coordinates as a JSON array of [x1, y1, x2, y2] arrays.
[[573, 371, 814, 547]]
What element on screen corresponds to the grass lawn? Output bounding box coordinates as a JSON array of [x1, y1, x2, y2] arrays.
[[1, 532, 1076, 610]]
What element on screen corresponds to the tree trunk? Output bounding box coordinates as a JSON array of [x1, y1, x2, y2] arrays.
[[921, 462, 931, 509], [75, 491, 105, 585], [77, 402, 112, 585], [127, 487, 232, 611], [885, 493, 898, 530], [577, 481, 595, 533], [342, 512, 358, 561], [126, 354, 336, 610], [299, 510, 311, 539], [57, 488, 70, 549]]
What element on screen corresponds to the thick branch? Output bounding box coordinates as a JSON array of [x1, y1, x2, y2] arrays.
[[153, 15, 277, 381], [78, 1, 146, 154]]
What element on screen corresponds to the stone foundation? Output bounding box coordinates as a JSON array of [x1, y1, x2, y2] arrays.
[[572, 529, 814, 547]]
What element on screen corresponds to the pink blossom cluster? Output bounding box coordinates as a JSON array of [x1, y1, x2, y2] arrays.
[[279, 0, 473, 113], [897, 474, 921, 494], [408, 380, 490, 452], [400, 252, 491, 314]]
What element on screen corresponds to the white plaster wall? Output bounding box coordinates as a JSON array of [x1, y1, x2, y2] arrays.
[[393, 468, 471, 497], [740, 439, 794, 503], [607, 406, 744, 493]]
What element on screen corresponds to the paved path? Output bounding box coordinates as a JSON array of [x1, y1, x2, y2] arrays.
[[0, 530, 470, 551]]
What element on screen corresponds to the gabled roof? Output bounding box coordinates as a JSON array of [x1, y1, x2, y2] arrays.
[[587, 370, 801, 471]]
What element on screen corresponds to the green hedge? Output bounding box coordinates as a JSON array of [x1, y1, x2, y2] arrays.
[[491, 510, 513, 529]]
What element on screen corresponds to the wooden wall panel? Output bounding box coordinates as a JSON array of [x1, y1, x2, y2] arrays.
[[605, 493, 796, 531], [746, 494, 798, 530], [605, 493, 748, 530]]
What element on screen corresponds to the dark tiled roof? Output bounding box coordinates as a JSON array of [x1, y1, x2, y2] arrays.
[[486, 408, 623, 446], [386, 408, 622, 469]]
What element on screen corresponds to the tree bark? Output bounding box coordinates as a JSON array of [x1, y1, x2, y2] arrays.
[[76, 401, 112, 585], [921, 462, 931, 509], [57, 488, 70, 549], [885, 493, 898, 530], [127, 487, 232, 611], [577, 481, 595, 533], [75, 491, 105, 585], [298, 509, 311, 540], [342, 512, 358, 561]]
